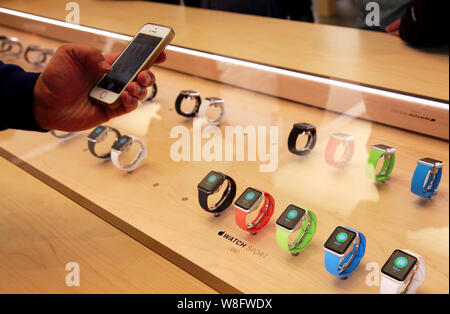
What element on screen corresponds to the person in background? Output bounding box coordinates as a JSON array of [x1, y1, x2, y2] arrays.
[[145, 0, 314, 22], [353, 0, 413, 32], [386, 0, 449, 46], [199, 0, 314, 22]]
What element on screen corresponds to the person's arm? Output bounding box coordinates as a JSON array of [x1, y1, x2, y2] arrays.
[[0, 61, 48, 132]]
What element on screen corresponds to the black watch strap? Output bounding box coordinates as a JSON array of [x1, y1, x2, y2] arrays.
[[198, 174, 236, 214], [143, 83, 158, 102], [288, 128, 317, 155], [175, 93, 201, 118], [88, 127, 121, 159]]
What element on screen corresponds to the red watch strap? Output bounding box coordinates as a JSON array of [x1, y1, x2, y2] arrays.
[[325, 137, 354, 168], [235, 190, 275, 232]]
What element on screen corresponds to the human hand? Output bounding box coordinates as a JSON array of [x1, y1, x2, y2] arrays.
[[386, 18, 402, 36], [33, 43, 166, 132]]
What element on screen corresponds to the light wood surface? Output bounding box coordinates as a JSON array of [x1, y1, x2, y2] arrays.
[[0, 156, 216, 293], [0, 30, 448, 294], [0, 0, 448, 101]]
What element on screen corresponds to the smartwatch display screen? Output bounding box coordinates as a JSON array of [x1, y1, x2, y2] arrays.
[[381, 249, 418, 282], [198, 171, 225, 194], [235, 187, 262, 212], [112, 135, 132, 151], [324, 226, 357, 255], [276, 204, 306, 231], [88, 126, 106, 140]]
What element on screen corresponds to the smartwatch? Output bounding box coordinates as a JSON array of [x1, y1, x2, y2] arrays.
[[50, 130, 75, 139], [234, 187, 275, 235], [24, 45, 54, 67], [1, 37, 22, 57], [143, 83, 158, 102], [175, 90, 201, 118], [325, 133, 355, 168], [197, 171, 237, 216], [110, 135, 147, 172], [276, 204, 317, 256], [380, 249, 426, 294], [288, 123, 317, 155], [198, 97, 226, 125], [411, 157, 444, 198], [324, 226, 366, 279], [0, 36, 11, 53], [87, 125, 121, 159], [366, 144, 396, 182]]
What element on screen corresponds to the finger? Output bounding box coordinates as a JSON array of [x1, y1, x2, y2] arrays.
[[127, 82, 146, 98], [137, 70, 155, 87], [154, 51, 167, 64], [62, 43, 111, 74], [386, 18, 401, 33], [104, 52, 121, 65], [120, 91, 139, 112]]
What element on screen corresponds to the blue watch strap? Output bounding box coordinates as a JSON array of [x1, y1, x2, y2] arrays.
[[324, 227, 366, 278], [411, 162, 442, 198]]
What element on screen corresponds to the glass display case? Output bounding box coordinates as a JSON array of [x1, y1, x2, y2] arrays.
[[0, 0, 448, 294]]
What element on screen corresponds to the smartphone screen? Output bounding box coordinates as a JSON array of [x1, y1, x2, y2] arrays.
[[97, 33, 163, 94]]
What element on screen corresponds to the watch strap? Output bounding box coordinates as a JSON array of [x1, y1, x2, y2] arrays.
[[324, 227, 366, 278], [235, 190, 275, 232], [288, 128, 316, 155], [198, 174, 236, 214], [198, 99, 226, 125], [175, 93, 201, 118], [88, 127, 121, 159], [366, 149, 395, 182], [411, 162, 442, 198], [110, 136, 147, 171], [276, 210, 317, 253], [325, 137, 354, 168]]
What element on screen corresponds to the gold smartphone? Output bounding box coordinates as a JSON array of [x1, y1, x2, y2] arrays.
[[89, 23, 174, 109]]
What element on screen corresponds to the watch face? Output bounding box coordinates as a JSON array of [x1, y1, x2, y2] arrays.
[[381, 249, 418, 282], [324, 226, 357, 255], [331, 133, 354, 142], [112, 135, 132, 151], [88, 126, 106, 140], [197, 171, 225, 194], [372, 144, 395, 153], [234, 187, 263, 212], [276, 204, 306, 231], [418, 157, 444, 167], [181, 90, 200, 97], [293, 123, 316, 132]]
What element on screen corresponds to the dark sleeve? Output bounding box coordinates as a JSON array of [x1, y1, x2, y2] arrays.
[[399, 0, 450, 46], [0, 60, 48, 132]]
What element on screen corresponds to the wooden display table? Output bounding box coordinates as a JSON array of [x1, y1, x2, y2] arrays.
[[0, 157, 215, 293], [0, 24, 448, 293], [0, 0, 448, 101]]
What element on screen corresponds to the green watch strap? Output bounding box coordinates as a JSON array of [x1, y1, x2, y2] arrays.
[[366, 149, 395, 182], [276, 210, 318, 254]]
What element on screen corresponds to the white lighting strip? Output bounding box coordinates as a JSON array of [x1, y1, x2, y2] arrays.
[[1, 7, 448, 110]]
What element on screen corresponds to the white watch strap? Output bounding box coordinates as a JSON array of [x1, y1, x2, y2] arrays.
[[110, 136, 147, 172], [380, 250, 426, 294], [198, 99, 226, 125]]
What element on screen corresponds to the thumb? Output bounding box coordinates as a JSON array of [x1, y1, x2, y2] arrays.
[[62, 43, 112, 75]]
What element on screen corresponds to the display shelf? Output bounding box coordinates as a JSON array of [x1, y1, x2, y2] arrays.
[[0, 25, 448, 294], [0, 0, 448, 101]]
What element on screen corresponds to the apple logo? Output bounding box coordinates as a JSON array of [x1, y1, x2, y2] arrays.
[[218, 231, 225, 236]]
